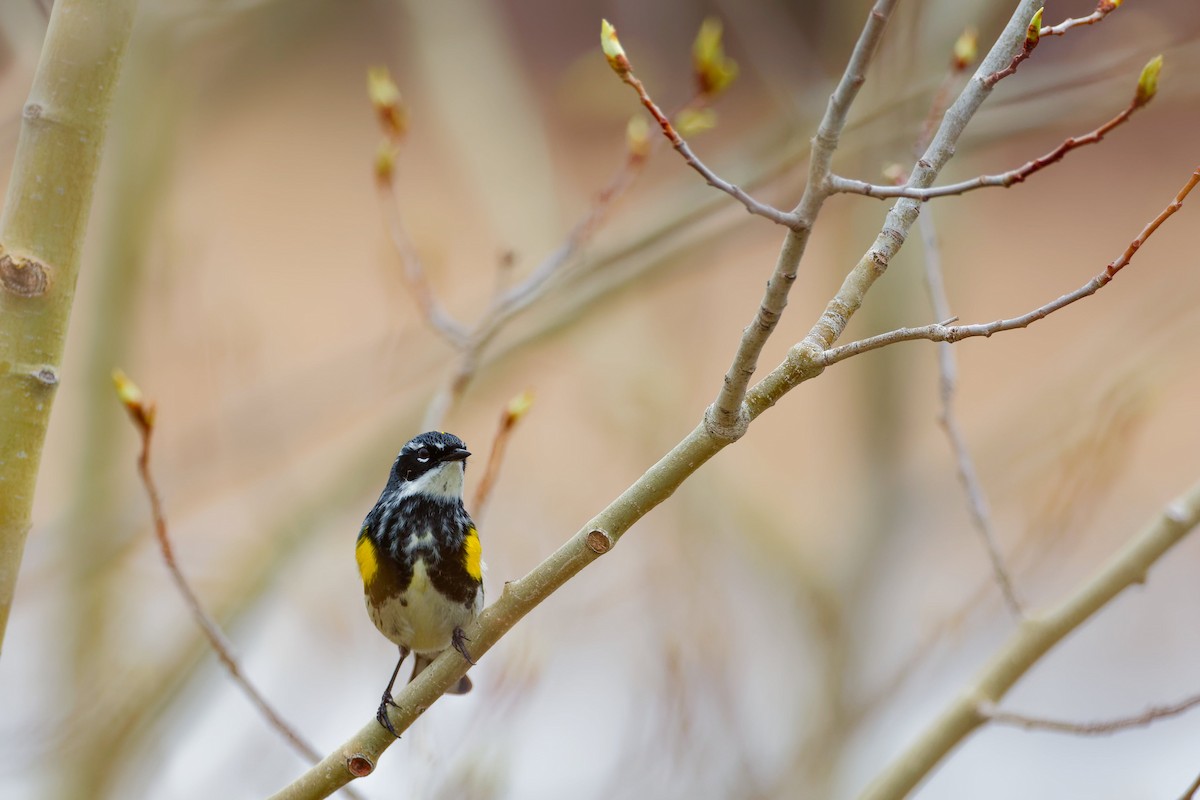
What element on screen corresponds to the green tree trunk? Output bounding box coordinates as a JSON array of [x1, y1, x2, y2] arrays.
[[0, 0, 139, 656]]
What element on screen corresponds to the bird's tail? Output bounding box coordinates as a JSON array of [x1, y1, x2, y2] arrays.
[[411, 653, 472, 694]]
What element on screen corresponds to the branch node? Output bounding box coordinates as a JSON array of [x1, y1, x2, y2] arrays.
[[0, 250, 50, 297], [1164, 501, 1188, 526], [586, 529, 615, 554], [31, 365, 58, 386], [346, 754, 374, 778], [703, 403, 749, 443]]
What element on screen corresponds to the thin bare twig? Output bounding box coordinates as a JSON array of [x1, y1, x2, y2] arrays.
[[417, 151, 646, 432], [378, 184, 471, 348], [980, 41, 1034, 88], [1039, 1, 1122, 38], [905, 25, 1024, 616], [478, 145, 651, 343], [830, 96, 1143, 201], [112, 373, 366, 797], [384, 140, 650, 431], [982, 1, 1122, 87], [612, 71, 798, 229], [470, 390, 534, 520], [918, 207, 1023, 616], [821, 167, 1200, 367], [982, 692, 1200, 735], [981, 7, 1043, 88], [371, 59, 655, 430]]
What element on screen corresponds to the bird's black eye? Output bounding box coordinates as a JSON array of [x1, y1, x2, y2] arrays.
[[416, 447, 432, 463]]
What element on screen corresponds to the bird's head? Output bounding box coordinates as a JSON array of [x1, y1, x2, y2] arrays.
[[389, 431, 472, 500]]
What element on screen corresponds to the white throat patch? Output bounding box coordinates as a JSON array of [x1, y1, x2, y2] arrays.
[[398, 460, 465, 500]]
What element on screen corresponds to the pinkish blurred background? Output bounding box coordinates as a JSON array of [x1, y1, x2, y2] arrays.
[[1, 0, 1199, 798]]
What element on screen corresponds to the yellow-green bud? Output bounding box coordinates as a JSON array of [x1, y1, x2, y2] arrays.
[[1135, 54, 1163, 107]]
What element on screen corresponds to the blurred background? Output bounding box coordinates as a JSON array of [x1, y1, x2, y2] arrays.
[[1, 0, 1199, 798]]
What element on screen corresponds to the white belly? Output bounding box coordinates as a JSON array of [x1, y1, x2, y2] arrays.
[[367, 559, 479, 655]]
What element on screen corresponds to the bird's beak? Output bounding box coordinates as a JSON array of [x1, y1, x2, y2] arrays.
[[440, 447, 471, 463]]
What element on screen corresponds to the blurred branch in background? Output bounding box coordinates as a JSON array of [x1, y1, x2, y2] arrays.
[[110, 371, 368, 797], [55, 29, 183, 796], [471, 389, 534, 521], [910, 27, 1022, 617], [984, 690, 1200, 735], [858, 476, 1200, 800], [0, 0, 138, 654], [917, 205, 1023, 614], [369, 64, 655, 431]]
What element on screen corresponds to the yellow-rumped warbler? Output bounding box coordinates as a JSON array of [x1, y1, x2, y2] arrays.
[[355, 431, 483, 735]]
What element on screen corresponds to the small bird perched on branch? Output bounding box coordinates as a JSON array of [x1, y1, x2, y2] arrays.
[[355, 431, 483, 735]]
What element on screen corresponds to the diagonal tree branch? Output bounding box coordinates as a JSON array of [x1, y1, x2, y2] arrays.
[[856, 477, 1200, 800]]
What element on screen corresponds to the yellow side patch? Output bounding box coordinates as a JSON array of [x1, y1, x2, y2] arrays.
[[463, 527, 482, 581], [355, 533, 378, 586]]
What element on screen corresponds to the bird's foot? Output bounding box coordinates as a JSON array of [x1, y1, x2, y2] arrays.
[[376, 693, 401, 738], [451, 627, 476, 666]]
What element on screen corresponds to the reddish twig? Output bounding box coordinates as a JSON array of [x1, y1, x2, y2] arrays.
[[980, 39, 1036, 88], [112, 373, 362, 796], [982, 691, 1200, 735], [613, 69, 800, 230], [819, 167, 1200, 366], [982, 2, 1123, 87], [470, 390, 534, 520], [832, 96, 1143, 201], [1105, 166, 1196, 277]]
